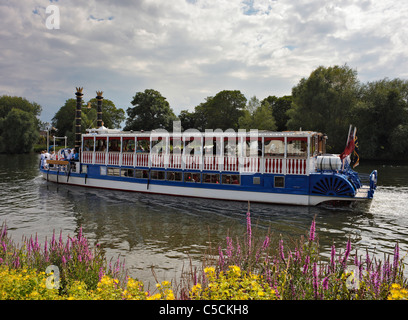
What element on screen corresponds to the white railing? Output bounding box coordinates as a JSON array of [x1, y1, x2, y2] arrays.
[[122, 153, 134, 167], [168, 154, 182, 169], [81, 151, 309, 175], [264, 158, 283, 174], [150, 154, 164, 168], [240, 157, 260, 173], [286, 158, 306, 175], [82, 151, 93, 164], [135, 153, 149, 167], [184, 155, 201, 170], [203, 155, 218, 171], [108, 152, 120, 166], [223, 156, 238, 172], [95, 151, 106, 165]]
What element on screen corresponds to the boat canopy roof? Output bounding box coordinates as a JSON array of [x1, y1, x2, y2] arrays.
[[84, 128, 324, 139]]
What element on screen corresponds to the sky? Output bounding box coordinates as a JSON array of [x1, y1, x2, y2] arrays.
[[1, 0, 408, 126]]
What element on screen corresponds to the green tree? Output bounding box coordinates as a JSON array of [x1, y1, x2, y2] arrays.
[[178, 110, 197, 131], [351, 78, 408, 160], [262, 95, 292, 131], [86, 98, 125, 129], [238, 96, 276, 131], [0, 95, 41, 119], [52, 98, 125, 145], [0, 96, 41, 154], [0, 108, 39, 154], [52, 99, 77, 143], [124, 89, 178, 131], [287, 65, 359, 153], [200, 90, 247, 131]]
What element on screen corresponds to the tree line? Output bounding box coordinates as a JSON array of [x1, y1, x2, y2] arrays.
[[1, 64, 407, 161]]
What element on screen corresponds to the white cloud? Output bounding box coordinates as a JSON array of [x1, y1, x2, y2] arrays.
[[1, 0, 408, 124]]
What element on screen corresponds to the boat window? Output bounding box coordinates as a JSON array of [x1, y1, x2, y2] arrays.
[[121, 168, 134, 177], [135, 169, 149, 179], [108, 138, 121, 152], [318, 134, 326, 154], [184, 172, 201, 183], [123, 138, 135, 152], [83, 138, 94, 151], [170, 137, 183, 155], [151, 170, 165, 180], [107, 167, 120, 176], [203, 173, 220, 184], [244, 138, 261, 157], [96, 138, 107, 152], [222, 174, 240, 185], [224, 136, 238, 157], [184, 137, 202, 156], [264, 138, 284, 157], [151, 137, 166, 154], [167, 171, 182, 181], [274, 176, 285, 188], [136, 138, 149, 153], [287, 138, 307, 158], [204, 136, 222, 156]]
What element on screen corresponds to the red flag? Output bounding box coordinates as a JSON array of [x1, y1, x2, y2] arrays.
[[340, 137, 355, 160]]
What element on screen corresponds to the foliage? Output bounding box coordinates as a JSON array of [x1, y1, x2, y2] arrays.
[[0, 266, 59, 300], [261, 95, 292, 131], [0, 95, 41, 118], [52, 98, 125, 146], [190, 266, 277, 300], [86, 98, 125, 129], [238, 96, 277, 131], [388, 283, 408, 300], [210, 211, 407, 300], [0, 96, 41, 154], [0, 222, 124, 295], [1, 215, 407, 300], [351, 78, 408, 160], [124, 89, 178, 132], [287, 64, 360, 153]]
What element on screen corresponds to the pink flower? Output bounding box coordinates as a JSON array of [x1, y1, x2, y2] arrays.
[[309, 219, 316, 242]]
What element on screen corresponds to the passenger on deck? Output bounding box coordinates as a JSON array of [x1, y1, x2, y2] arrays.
[[66, 149, 72, 161], [40, 150, 45, 168], [72, 149, 79, 161]]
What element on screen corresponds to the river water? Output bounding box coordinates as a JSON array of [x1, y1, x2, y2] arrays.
[[1, 154, 407, 287]]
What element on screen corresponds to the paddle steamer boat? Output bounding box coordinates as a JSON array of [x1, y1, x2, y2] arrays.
[[40, 88, 377, 206]]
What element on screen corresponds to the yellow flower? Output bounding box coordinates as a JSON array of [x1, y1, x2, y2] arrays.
[[229, 265, 241, 276], [204, 267, 215, 274], [147, 293, 161, 300]]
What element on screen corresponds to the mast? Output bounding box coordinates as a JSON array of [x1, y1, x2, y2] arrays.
[[75, 87, 83, 153], [96, 91, 103, 128]]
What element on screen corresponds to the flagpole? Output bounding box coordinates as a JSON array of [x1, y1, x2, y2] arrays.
[[342, 124, 353, 171], [346, 124, 352, 146]]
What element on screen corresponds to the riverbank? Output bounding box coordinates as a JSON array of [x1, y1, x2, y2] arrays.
[[1, 213, 407, 300]]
